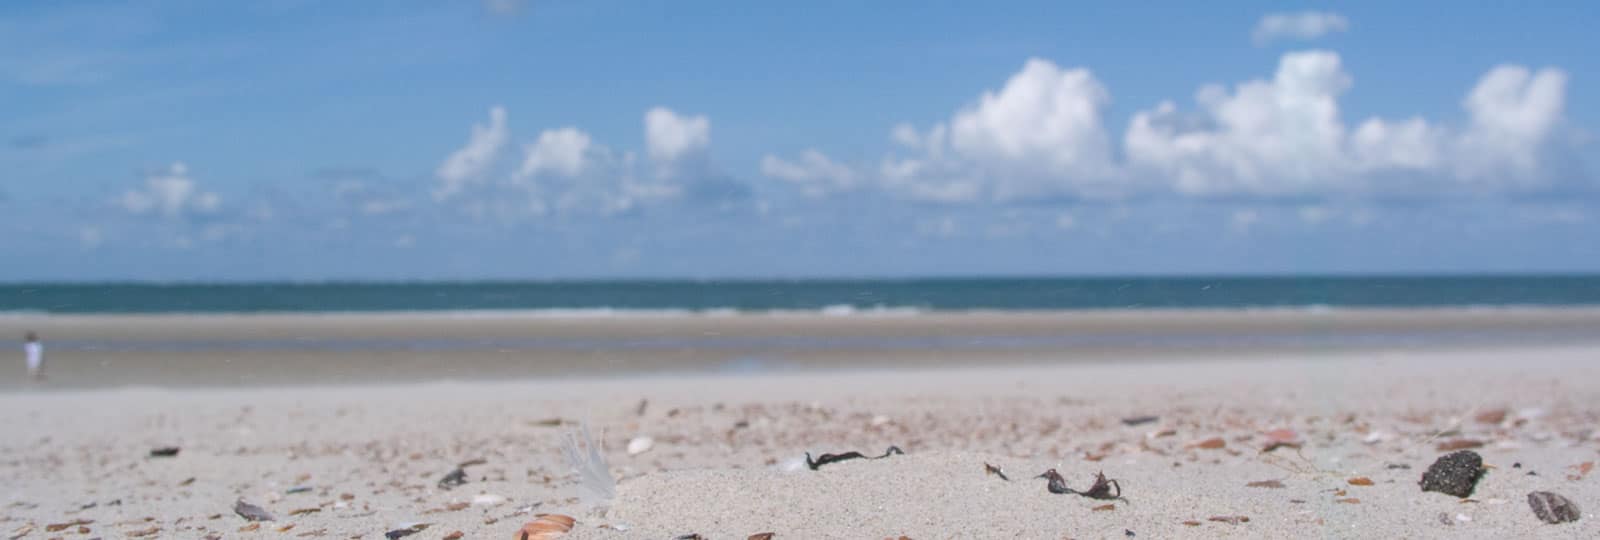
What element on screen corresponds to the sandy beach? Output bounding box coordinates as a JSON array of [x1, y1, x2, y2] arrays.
[[3, 311, 1599, 538]]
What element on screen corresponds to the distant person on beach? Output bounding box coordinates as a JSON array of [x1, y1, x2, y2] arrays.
[[23, 331, 43, 381]]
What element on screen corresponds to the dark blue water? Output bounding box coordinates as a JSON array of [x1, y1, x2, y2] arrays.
[[2, 275, 1599, 314]]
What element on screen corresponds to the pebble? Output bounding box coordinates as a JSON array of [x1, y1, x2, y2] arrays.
[[1420, 450, 1484, 498], [1527, 491, 1581, 524]]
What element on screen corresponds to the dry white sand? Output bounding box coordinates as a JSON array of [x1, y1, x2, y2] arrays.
[[3, 336, 1600, 538]]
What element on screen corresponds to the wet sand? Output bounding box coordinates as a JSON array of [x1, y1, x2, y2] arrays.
[[4, 308, 1600, 389]]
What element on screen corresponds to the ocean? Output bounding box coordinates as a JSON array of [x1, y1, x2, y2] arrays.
[[3, 275, 1600, 314]]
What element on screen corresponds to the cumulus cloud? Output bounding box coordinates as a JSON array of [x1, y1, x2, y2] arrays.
[[434, 106, 508, 200], [119, 161, 221, 218], [516, 133, 679, 216], [1252, 11, 1349, 46], [880, 58, 1122, 202], [431, 106, 692, 218], [1125, 51, 1575, 196], [1454, 66, 1568, 186], [1124, 50, 1356, 196], [760, 150, 858, 197], [644, 107, 711, 174], [790, 51, 1581, 204], [641, 107, 749, 206], [517, 127, 592, 179]]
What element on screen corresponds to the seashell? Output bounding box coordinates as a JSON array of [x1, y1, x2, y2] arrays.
[[516, 514, 575, 540], [627, 436, 655, 455]]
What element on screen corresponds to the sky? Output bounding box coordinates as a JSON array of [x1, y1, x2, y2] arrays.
[[1, 1, 1596, 281]]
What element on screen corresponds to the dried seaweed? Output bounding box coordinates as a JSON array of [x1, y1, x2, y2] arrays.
[[1036, 469, 1126, 501], [437, 458, 487, 490], [1037, 469, 1073, 494], [803, 446, 903, 470], [1081, 471, 1124, 500], [984, 462, 1010, 481], [384, 524, 427, 539]]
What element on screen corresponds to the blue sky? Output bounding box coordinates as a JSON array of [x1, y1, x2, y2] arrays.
[[1, 1, 1596, 280]]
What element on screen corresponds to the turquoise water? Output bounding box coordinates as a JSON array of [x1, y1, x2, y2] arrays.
[[3, 275, 1599, 314]]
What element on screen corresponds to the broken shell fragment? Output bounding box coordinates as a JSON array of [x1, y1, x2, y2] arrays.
[[234, 499, 274, 521], [516, 514, 575, 540]]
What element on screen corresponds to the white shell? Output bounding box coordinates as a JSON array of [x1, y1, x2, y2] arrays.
[[626, 436, 654, 455]]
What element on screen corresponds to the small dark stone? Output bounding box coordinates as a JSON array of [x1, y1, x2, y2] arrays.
[[1419, 450, 1485, 498], [1124, 529, 1136, 537], [1513, 462, 1522, 469], [149, 447, 180, 458], [1121, 415, 1159, 426], [1528, 491, 1581, 524], [1386, 463, 1412, 470]]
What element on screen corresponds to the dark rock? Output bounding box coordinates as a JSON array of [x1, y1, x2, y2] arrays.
[[1419, 450, 1484, 498], [149, 447, 180, 458], [1121, 415, 1159, 426], [1528, 491, 1581, 524]]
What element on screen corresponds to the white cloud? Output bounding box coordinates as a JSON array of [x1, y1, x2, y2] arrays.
[[859, 51, 1579, 203], [1454, 66, 1568, 187], [644, 107, 710, 170], [434, 106, 508, 200], [1252, 12, 1349, 46], [517, 127, 592, 179], [1125, 51, 1355, 196], [432, 107, 686, 218], [880, 58, 1121, 202], [1125, 51, 1575, 197], [119, 161, 221, 218], [760, 150, 858, 196]]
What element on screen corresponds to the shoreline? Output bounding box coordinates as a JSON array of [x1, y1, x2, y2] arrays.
[[8, 303, 1600, 318]]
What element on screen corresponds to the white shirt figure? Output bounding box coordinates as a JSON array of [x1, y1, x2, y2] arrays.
[[23, 333, 43, 380]]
